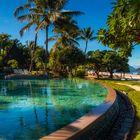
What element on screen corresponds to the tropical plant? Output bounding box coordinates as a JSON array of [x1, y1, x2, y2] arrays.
[[74, 65, 86, 77], [48, 45, 85, 76], [7, 59, 18, 69], [50, 17, 80, 49], [97, 27, 134, 58], [87, 50, 105, 79], [109, 0, 140, 42], [0, 34, 12, 56], [87, 50, 129, 79], [102, 51, 124, 78], [78, 27, 95, 53], [33, 48, 46, 71], [47, 46, 62, 74], [14, 1, 41, 70], [59, 46, 86, 76], [98, 0, 140, 56], [26, 41, 35, 72], [14, 0, 83, 61], [18, 16, 40, 52]]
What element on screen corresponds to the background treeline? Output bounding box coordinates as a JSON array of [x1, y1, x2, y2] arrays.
[[1, 0, 140, 79], [0, 33, 129, 78]]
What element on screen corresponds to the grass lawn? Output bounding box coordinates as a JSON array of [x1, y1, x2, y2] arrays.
[[94, 79, 140, 140]]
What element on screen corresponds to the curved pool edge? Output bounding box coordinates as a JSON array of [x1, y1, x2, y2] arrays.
[[40, 86, 117, 140]]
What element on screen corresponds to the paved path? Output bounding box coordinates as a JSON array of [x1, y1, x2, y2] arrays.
[[117, 83, 140, 91]]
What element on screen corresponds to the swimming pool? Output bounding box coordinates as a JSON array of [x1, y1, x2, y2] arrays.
[[0, 79, 107, 140]]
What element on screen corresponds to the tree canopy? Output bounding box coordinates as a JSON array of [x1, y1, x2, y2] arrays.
[[97, 0, 140, 57]]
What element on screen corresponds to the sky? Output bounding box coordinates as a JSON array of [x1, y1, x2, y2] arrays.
[[0, 0, 140, 67]]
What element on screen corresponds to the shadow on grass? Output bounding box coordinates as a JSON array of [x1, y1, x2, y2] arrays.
[[128, 116, 140, 140]]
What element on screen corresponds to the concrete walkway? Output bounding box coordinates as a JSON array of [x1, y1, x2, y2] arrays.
[[117, 83, 140, 91]]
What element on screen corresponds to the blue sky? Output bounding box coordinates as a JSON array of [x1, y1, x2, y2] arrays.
[[0, 0, 139, 66]]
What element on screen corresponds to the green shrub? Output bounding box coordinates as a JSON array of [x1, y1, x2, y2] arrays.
[[31, 71, 37, 75], [134, 132, 140, 140], [7, 59, 18, 69], [0, 56, 3, 67], [74, 65, 86, 77]]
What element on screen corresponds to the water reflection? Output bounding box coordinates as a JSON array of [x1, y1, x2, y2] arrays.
[[0, 79, 107, 140]]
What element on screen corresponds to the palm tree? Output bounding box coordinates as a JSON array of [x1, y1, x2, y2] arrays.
[[79, 27, 94, 53], [19, 16, 40, 51], [50, 17, 80, 50], [20, 17, 41, 71], [14, 0, 83, 62], [26, 41, 35, 72], [14, 1, 41, 71], [97, 28, 109, 46]]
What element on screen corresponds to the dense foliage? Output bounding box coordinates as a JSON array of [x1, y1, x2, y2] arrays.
[[0, 0, 136, 78], [48, 46, 85, 77], [14, 0, 83, 61], [0, 34, 46, 72], [97, 0, 140, 58], [0, 32, 130, 78], [87, 50, 129, 78]]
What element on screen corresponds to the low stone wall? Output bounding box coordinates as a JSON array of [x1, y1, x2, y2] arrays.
[[40, 87, 118, 140], [75, 92, 134, 140], [40, 85, 134, 140], [73, 97, 120, 140]]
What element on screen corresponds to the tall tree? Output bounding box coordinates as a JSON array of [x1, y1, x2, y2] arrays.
[[78, 27, 94, 53], [27, 41, 35, 72], [87, 50, 105, 79], [14, 0, 83, 61], [59, 46, 85, 76], [98, 0, 140, 56], [14, 1, 41, 70], [19, 16, 40, 52], [108, 0, 140, 43], [50, 17, 80, 49], [19, 16, 40, 72]]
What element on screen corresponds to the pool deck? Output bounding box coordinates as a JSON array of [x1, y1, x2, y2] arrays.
[[40, 86, 116, 140]]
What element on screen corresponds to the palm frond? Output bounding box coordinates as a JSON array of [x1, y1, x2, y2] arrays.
[[14, 4, 31, 17], [17, 14, 33, 22], [20, 21, 34, 37], [35, 18, 47, 33], [61, 10, 84, 16], [48, 36, 58, 42], [56, 0, 69, 10]]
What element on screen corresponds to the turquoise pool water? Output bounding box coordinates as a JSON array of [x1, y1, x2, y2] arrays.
[[0, 79, 107, 140]]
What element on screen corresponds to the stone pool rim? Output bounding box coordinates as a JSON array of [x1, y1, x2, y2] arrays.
[[40, 84, 117, 140]]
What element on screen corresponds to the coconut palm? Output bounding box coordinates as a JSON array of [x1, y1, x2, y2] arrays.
[[14, 0, 83, 62], [78, 27, 94, 53], [26, 41, 35, 72], [19, 16, 40, 50], [20, 16, 41, 71], [14, 1, 41, 71], [50, 17, 80, 50], [20, 17, 41, 71]]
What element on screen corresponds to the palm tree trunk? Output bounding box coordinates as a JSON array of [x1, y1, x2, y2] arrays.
[[29, 33, 38, 72], [85, 41, 88, 53], [29, 59, 33, 72], [34, 32, 38, 51], [45, 26, 49, 63]]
